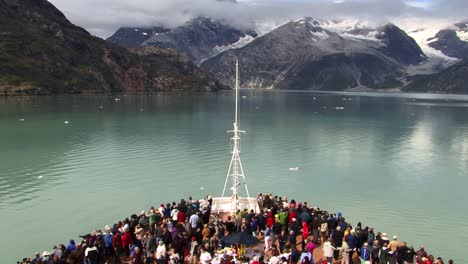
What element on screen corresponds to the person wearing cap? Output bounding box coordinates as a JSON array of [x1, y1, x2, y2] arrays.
[[388, 235, 399, 252]]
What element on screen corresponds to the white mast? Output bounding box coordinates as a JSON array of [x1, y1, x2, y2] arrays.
[[218, 59, 251, 214]]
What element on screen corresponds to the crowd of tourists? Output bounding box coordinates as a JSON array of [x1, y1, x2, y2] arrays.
[[19, 194, 454, 264]]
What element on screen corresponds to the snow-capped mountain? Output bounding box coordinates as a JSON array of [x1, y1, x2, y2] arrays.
[[141, 17, 257, 65], [426, 20, 468, 59], [201, 17, 426, 91]]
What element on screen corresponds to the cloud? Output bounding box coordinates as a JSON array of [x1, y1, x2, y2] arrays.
[[48, 0, 467, 38]]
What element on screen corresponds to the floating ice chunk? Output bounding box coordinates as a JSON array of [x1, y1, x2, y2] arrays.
[[64, 121, 69, 124], [18, 119, 25, 122], [200, 187, 204, 190], [37, 175, 43, 179], [142, 32, 148, 36], [289, 167, 301, 171], [336, 107, 345, 110]]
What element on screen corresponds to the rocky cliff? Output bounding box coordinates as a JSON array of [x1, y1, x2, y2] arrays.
[[0, 0, 224, 95]]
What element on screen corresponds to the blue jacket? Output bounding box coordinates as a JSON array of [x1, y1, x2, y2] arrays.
[[347, 234, 357, 249], [361, 247, 370, 260], [104, 234, 113, 248]]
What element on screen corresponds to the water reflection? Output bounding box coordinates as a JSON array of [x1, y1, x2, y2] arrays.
[[1, 91, 468, 262]]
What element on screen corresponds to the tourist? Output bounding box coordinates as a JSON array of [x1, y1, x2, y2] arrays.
[[122, 228, 133, 257], [199, 247, 212, 264], [404, 245, 416, 264], [388, 236, 400, 253], [265, 226, 272, 252], [301, 221, 309, 250], [322, 238, 336, 264], [290, 244, 301, 263], [396, 241, 409, 263], [135, 224, 144, 241], [311, 214, 320, 244], [360, 243, 370, 263], [66, 240, 76, 253], [378, 242, 390, 264], [20, 193, 455, 264], [416, 246, 428, 263], [320, 216, 328, 245], [30, 252, 41, 264], [155, 241, 166, 264], [288, 230, 296, 247], [370, 240, 380, 264], [340, 237, 350, 264], [132, 247, 143, 264], [278, 229, 288, 253], [84, 241, 99, 264], [346, 229, 357, 263], [300, 247, 313, 264]]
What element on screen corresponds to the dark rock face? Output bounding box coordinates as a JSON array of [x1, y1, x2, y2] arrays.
[[201, 18, 421, 90], [0, 0, 223, 95], [428, 28, 468, 59], [404, 59, 468, 94], [106, 27, 169, 48], [142, 17, 257, 64], [376, 24, 426, 65]]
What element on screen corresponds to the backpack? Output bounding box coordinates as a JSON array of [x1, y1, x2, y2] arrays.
[[87, 249, 99, 264]]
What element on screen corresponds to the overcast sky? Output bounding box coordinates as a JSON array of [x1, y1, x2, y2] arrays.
[[48, 0, 467, 38]]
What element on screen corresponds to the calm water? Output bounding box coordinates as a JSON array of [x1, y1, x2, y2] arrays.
[[1, 91, 468, 263]]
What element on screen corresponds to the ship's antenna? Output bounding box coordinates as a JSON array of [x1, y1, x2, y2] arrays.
[[218, 59, 251, 214]]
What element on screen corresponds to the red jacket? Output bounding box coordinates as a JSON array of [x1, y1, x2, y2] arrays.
[[122, 232, 133, 248], [302, 222, 309, 239], [177, 211, 186, 223], [266, 212, 275, 228], [112, 234, 122, 248]]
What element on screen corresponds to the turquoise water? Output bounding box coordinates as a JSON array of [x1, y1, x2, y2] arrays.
[[1, 91, 468, 263]]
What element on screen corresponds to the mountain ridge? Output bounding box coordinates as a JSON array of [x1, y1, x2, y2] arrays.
[[0, 0, 224, 95]]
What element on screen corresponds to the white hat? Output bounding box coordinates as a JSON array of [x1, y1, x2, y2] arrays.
[[140, 210, 145, 215], [42, 251, 50, 257], [104, 225, 111, 232], [393, 235, 398, 240]]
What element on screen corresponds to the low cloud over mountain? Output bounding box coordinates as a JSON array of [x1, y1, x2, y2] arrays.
[[49, 0, 468, 38]]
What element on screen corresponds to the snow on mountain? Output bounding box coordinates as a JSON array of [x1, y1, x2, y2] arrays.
[[457, 31, 468, 41]]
